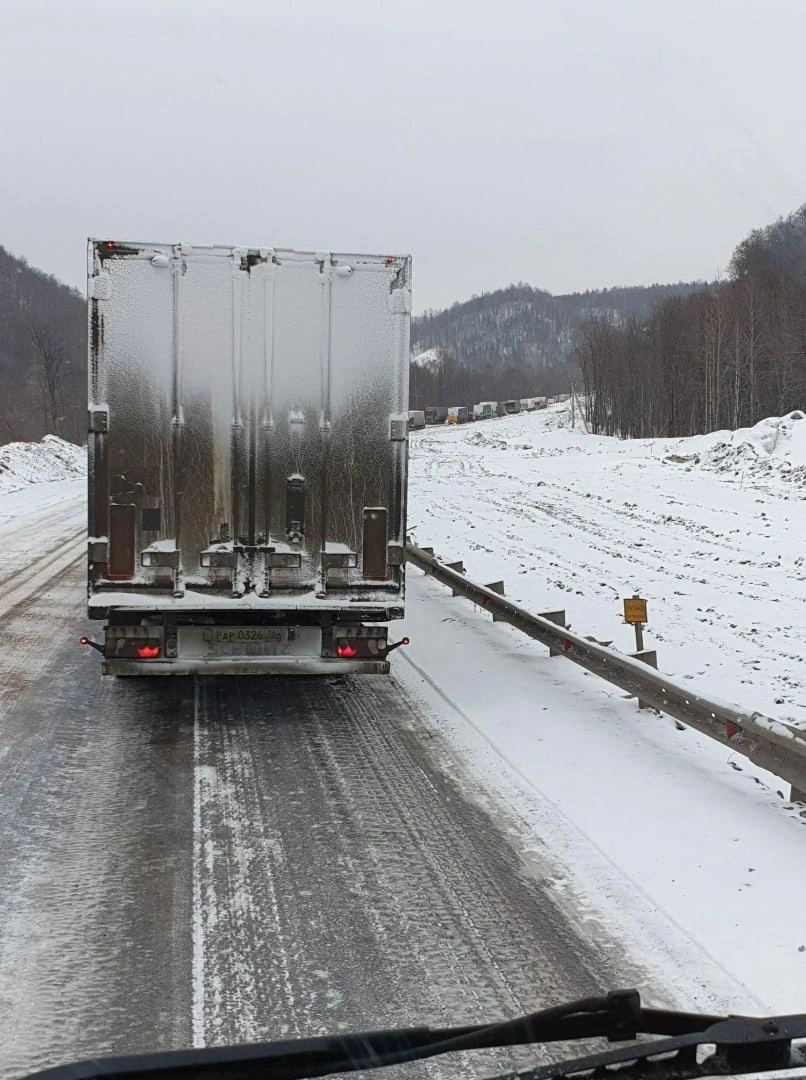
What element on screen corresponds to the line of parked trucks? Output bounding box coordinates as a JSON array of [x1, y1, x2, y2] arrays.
[[408, 396, 556, 430]]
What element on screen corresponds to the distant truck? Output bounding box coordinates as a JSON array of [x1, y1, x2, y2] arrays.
[[473, 401, 496, 420], [84, 239, 412, 676], [425, 406, 448, 424], [448, 406, 468, 424], [502, 400, 521, 414], [407, 410, 426, 430]]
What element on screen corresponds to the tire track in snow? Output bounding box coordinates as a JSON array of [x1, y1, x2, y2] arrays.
[[191, 674, 647, 1074], [0, 561, 194, 1079], [0, 534, 85, 622]]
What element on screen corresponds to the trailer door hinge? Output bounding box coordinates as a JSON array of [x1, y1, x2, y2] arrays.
[[88, 539, 109, 563], [386, 541, 405, 566], [88, 406, 109, 433]]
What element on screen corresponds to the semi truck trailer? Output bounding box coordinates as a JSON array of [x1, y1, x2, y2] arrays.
[[447, 406, 468, 424], [424, 406, 448, 424], [84, 239, 411, 676]]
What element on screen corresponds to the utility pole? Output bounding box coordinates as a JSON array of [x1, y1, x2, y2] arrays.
[[571, 382, 576, 428]]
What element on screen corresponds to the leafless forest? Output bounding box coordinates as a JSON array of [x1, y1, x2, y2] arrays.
[[575, 206, 806, 437]]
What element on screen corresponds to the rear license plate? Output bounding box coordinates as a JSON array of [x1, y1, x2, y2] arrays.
[[212, 628, 285, 645]]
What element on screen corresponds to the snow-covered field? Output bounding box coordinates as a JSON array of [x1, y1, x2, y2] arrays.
[[408, 405, 806, 730]]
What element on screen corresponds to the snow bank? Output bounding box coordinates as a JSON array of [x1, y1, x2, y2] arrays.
[[665, 411, 806, 486], [0, 436, 85, 496]]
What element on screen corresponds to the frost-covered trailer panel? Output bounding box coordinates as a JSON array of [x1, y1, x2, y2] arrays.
[[87, 240, 411, 675]]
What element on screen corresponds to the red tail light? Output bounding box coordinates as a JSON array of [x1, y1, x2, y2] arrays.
[[137, 645, 161, 659], [336, 641, 357, 658]]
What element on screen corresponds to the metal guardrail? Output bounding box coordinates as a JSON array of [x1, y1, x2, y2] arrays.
[[406, 541, 806, 803]]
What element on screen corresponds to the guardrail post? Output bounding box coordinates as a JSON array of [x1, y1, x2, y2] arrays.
[[631, 649, 658, 709], [446, 560, 465, 596], [485, 581, 506, 619], [539, 610, 567, 656]]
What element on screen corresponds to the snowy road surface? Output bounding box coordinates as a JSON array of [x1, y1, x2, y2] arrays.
[[0, 484, 648, 1080], [1, 415, 805, 1077]]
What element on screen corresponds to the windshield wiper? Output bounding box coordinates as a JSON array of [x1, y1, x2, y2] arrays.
[[19, 990, 806, 1080], [492, 1010, 806, 1080]]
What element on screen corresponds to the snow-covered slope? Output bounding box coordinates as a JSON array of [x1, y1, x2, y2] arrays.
[[408, 406, 806, 730], [0, 436, 85, 496]]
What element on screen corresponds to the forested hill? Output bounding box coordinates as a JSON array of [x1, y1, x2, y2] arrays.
[[0, 246, 85, 443], [412, 281, 706, 370]]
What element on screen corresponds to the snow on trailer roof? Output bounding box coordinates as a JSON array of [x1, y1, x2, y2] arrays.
[[90, 239, 412, 267]]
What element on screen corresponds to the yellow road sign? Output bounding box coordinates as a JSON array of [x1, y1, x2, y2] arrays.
[[623, 597, 648, 624]]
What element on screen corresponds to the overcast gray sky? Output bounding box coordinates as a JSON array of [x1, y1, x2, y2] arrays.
[[2, 0, 805, 311]]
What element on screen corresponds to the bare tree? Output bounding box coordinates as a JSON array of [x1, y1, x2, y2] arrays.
[[27, 320, 70, 435]]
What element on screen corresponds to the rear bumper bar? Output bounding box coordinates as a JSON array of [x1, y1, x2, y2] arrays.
[[103, 657, 390, 677]]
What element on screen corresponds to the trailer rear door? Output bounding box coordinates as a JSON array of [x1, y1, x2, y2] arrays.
[[88, 242, 411, 604]]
